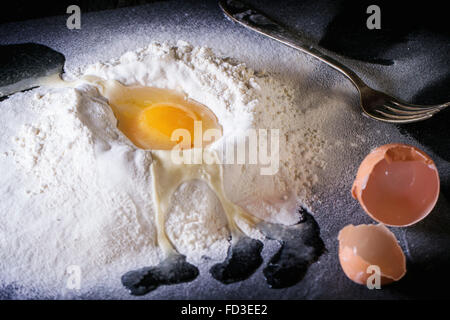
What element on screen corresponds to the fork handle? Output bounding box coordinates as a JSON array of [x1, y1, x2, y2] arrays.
[[219, 0, 367, 89]]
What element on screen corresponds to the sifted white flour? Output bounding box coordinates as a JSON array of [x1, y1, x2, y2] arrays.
[[76, 41, 328, 224], [0, 41, 328, 297]]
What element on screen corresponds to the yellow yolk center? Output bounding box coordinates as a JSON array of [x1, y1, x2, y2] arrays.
[[104, 82, 221, 150], [138, 104, 198, 147]]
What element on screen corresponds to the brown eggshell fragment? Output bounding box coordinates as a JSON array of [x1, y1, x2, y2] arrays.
[[338, 224, 406, 285], [352, 143, 440, 226]]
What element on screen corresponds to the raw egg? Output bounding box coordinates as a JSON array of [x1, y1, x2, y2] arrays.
[[102, 81, 222, 150], [338, 224, 406, 285], [352, 143, 439, 226], [41, 75, 259, 261]]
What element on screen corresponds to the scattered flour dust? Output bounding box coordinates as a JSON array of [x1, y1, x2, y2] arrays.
[[0, 41, 328, 298]]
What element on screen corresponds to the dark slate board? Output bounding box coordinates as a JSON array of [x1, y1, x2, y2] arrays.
[[0, 0, 448, 299]]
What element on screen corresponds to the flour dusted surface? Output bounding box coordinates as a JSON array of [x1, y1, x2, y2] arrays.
[[0, 42, 328, 297], [79, 41, 328, 223]]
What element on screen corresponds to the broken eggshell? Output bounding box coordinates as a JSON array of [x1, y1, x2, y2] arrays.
[[338, 224, 406, 285], [352, 143, 440, 227]]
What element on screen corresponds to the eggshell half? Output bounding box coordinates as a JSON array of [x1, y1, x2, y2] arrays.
[[338, 224, 406, 285], [352, 143, 440, 226]]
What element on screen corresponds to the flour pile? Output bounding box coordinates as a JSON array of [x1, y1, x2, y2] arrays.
[[0, 41, 328, 298]]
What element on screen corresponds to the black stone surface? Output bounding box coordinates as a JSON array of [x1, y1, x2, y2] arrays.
[[0, 0, 448, 299], [121, 254, 199, 296], [210, 236, 263, 284], [260, 210, 326, 289], [0, 43, 65, 98]]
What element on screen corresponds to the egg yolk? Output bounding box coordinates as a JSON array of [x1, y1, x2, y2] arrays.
[[105, 83, 221, 150]]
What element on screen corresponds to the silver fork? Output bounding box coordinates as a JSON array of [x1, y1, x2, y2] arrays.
[[219, 0, 449, 123]]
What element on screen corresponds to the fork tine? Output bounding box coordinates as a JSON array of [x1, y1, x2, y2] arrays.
[[372, 108, 435, 122], [390, 100, 449, 111], [371, 112, 434, 123], [383, 102, 442, 116]]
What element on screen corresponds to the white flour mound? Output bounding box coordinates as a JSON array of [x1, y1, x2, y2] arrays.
[[0, 41, 328, 298]]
